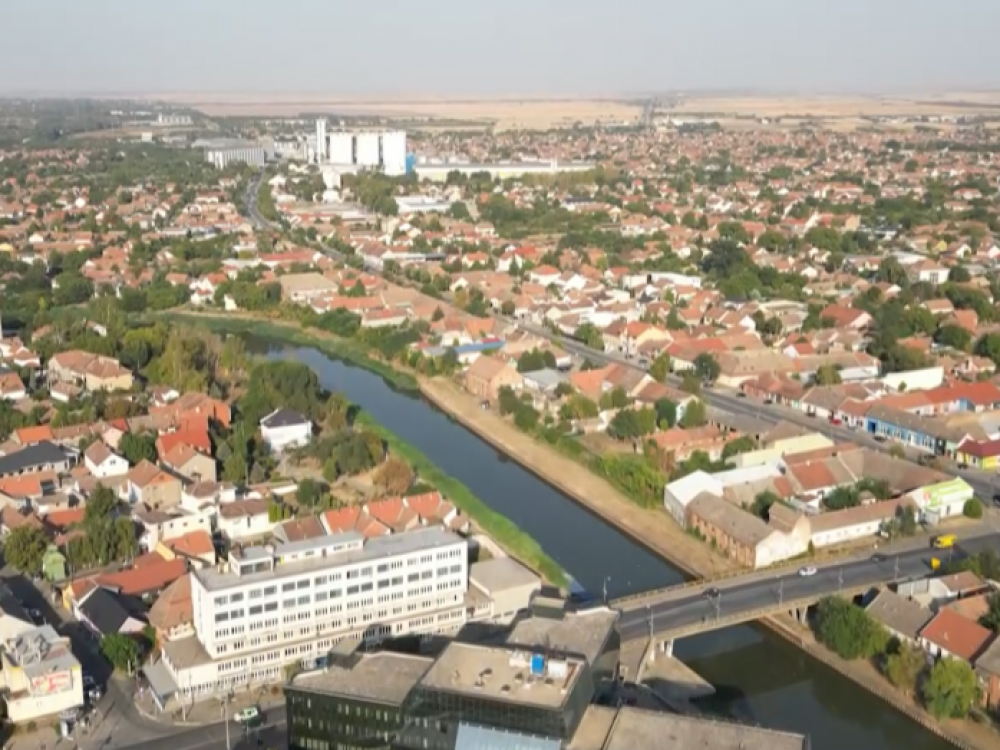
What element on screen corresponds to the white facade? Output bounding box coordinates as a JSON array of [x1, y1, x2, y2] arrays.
[[329, 132, 354, 165], [315, 120, 328, 164], [205, 145, 266, 169], [164, 528, 468, 700], [260, 414, 312, 453], [85, 452, 129, 479], [355, 133, 382, 169], [381, 130, 407, 176]]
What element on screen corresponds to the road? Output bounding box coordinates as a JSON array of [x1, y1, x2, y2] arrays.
[[244, 171, 279, 231], [115, 708, 286, 750], [616, 531, 1000, 643], [0, 570, 177, 750], [515, 320, 1000, 502]]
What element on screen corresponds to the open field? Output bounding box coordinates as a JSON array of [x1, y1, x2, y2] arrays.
[[125, 91, 1000, 132], [143, 92, 644, 130]]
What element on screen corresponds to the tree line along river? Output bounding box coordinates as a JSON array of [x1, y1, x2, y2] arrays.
[[249, 335, 954, 750]]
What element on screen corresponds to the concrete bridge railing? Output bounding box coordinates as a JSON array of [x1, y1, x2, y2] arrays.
[[623, 585, 872, 643]]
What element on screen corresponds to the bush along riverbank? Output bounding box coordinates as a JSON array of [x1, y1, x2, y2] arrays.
[[158, 311, 421, 391], [161, 310, 568, 589]]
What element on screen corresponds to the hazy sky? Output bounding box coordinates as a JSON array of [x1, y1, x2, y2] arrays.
[[7, 0, 1000, 96]]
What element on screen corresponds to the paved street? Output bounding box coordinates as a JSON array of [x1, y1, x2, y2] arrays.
[[617, 531, 1000, 642], [115, 707, 286, 750]]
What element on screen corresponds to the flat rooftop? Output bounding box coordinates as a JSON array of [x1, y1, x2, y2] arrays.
[[195, 526, 463, 591], [505, 607, 618, 666], [419, 642, 584, 710], [604, 708, 809, 750], [290, 652, 433, 706]]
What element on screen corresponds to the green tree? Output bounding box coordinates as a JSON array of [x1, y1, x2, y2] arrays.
[[814, 364, 842, 386], [86, 484, 118, 523], [979, 593, 1000, 632], [722, 435, 756, 460], [100, 633, 140, 673], [297, 478, 322, 508], [574, 323, 604, 350], [679, 399, 707, 428], [3, 525, 48, 575], [920, 658, 978, 719], [813, 597, 888, 660], [655, 398, 678, 428], [749, 490, 779, 520], [497, 386, 519, 416], [119, 432, 157, 465], [649, 353, 671, 382], [513, 404, 540, 431], [449, 201, 471, 221], [934, 324, 972, 352], [599, 387, 629, 411], [693, 353, 720, 383], [963, 497, 984, 519], [223, 452, 248, 483], [883, 643, 926, 694]]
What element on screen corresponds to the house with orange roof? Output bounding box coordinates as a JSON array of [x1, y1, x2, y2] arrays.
[[148, 573, 194, 643], [157, 530, 215, 568], [13, 425, 54, 446], [155, 428, 212, 457], [160, 442, 217, 483]]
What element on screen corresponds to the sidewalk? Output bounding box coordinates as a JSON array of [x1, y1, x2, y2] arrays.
[[134, 683, 285, 727]]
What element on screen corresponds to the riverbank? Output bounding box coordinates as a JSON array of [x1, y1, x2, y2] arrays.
[[159, 310, 566, 588], [419, 377, 999, 750], [157, 311, 420, 391]]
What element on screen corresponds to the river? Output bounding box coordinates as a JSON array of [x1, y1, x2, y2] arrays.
[[252, 337, 953, 750]]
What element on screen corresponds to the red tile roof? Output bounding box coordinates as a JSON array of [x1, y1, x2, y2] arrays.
[[919, 609, 995, 662]]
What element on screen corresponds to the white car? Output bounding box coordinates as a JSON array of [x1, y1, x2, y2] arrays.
[[234, 706, 260, 725], [798, 566, 818, 577]]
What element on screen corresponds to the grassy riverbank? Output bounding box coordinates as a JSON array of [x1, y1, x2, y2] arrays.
[[162, 310, 567, 588], [355, 412, 567, 588]]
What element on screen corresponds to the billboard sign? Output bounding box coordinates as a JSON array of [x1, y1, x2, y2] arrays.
[[914, 478, 972, 509], [30, 670, 73, 696]]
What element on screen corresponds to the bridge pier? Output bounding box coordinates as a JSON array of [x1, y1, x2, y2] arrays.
[[790, 607, 809, 627]]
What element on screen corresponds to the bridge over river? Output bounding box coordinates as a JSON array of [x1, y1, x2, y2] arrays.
[[610, 530, 1000, 651]]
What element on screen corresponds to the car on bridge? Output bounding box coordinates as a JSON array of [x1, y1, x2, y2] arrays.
[[798, 566, 817, 577], [702, 587, 720, 599]]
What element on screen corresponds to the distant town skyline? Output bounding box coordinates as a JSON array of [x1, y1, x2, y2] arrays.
[[6, 0, 1000, 97]]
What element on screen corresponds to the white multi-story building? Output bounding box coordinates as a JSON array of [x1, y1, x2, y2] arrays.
[[156, 527, 468, 702], [321, 130, 408, 175], [204, 143, 266, 169]]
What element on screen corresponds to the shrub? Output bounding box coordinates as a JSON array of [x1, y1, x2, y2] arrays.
[[963, 498, 984, 519]]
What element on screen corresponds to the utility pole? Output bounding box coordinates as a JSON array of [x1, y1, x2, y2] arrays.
[[222, 695, 232, 750], [712, 596, 721, 621], [893, 555, 900, 584], [777, 578, 784, 607], [838, 568, 844, 593], [603, 576, 610, 604]]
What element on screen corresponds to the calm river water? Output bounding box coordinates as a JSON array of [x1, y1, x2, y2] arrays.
[[252, 337, 953, 750]]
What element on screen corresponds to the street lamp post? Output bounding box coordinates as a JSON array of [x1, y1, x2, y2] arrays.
[[221, 695, 232, 750], [602, 576, 611, 604]]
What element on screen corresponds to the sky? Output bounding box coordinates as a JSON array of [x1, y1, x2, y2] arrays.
[[6, 0, 1000, 97]]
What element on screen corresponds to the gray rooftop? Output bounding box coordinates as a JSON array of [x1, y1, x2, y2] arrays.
[[604, 708, 809, 750], [505, 607, 618, 667], [4, 626, 80, 678], [469, 558, 541, 596], [419, 642, 584, 710], [290, 652, 433, 706], [865, 589, 933, 640], [195, 526, 464, 592]]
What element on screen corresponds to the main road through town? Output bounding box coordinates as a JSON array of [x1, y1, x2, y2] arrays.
[[616, 530, 1000, 643]]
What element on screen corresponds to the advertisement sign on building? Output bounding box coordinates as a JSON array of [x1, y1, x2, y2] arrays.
[[30, 670, 73, 696]]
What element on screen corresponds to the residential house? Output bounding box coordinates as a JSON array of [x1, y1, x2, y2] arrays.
[[919, 609, 995, 662], [157, 530, 216, 569], [125, 460, 183, 509], [84, 441, 130, 478], [259, 409, 313, 454], [160, 443, 217, 483], [47, 350, 133, 392], [216, 498, 273, 542], [0, 626, 83, 723], [147, 574, 194, 645], [865, 590, 932, 646], [76, 586, 146, 639], [0, 442, 74, 478], [464, 356, 523, 403]]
